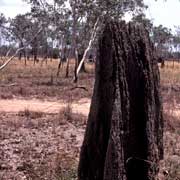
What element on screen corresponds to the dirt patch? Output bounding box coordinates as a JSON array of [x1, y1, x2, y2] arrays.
[[0, 97, 91, 179], [0, 98, 91, 116], [0, 111, 87, 179]]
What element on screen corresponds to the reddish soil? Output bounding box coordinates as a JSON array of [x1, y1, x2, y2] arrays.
[[0, 98, 91, 116]]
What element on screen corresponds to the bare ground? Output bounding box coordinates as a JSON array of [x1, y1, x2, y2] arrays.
[[0, 104, 87, 179], [0, 98, 90, 116]]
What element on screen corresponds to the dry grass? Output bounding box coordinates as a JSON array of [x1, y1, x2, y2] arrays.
[[157, 61, 180, 180], [18, 109, 44, 119], [160, 61, 180, 87], [0, 57, 94, 101]]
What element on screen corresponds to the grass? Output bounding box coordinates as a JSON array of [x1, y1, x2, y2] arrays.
[[60, 103, 74, 122], [56, 101, 87, 126], [0, 57, 94, 101], [160, 61, 180, 86], [157, 61, 180, 180], [18, 108, 44, 119]]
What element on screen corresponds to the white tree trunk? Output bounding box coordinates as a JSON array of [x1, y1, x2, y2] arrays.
[[0, 28, 42, 71], [74, 18, 99, 82]]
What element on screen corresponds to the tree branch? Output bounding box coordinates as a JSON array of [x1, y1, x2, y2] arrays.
[[74, 18, 99, 82], [0, 28, 42, 71]]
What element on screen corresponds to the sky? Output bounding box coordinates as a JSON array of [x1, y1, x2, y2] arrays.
[[0, 0, 31, 17], [144, 0, 180, 30], [0, 0, 180, 30]]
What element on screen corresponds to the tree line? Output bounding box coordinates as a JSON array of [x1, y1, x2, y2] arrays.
[[0, 0, 180, 80]]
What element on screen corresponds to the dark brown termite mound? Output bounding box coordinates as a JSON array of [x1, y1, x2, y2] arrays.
[[78, 21, 163, 180]]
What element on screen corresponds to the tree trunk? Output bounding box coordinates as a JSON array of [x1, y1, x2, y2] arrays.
[[78, 21, 163, 180], [73, 49, 78, 83], [32, 37, 38, 65], [74, 17, 99, 82], [65, 57, 70, 78], [78, 53, 86, 73], [70, 0, 78, 83], [19, 41, 26, 61]]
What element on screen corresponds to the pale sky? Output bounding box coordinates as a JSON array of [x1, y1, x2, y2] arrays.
[[0, 0, 180, 30], [144, 0, 180, 30], [0, 0, 31, 17]]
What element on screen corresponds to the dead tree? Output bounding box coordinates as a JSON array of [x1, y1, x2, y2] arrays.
[[0, 28, 42, 71], [78, 21, 163, 180]]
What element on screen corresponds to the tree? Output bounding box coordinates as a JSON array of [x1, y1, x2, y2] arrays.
[[0, 13, 6, 26], [132, 13, 153, 33], [72, 0, 146, 82], [9, 14, 31, 60], [23, 0, 146, 80], [0, 13, 7, 58], [78, 21, 163, 180], [0, 26, 42, 70], [152, 25, 172, 59], [172, 26, 180, 60]]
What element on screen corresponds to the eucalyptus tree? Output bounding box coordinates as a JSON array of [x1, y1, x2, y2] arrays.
[[23, 0, 146, 80], [152, 25, 172, 58], [70, 0, 146, 82], [24, 0, 71, 68], [8, 14, 31, 60], [4, 13, 43, 63], [67, 0, 146, 82], [0, 13, 7, 58], [0, 13, 6, 25], [132, 13, 153, 33], [173, 26, 180, 59]]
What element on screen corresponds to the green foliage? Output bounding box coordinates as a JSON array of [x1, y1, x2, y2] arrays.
[[132, 13, 153, 32], [0, 13, 6, 26], [22, 0, 146, 51], [153, 25, 172, 44]]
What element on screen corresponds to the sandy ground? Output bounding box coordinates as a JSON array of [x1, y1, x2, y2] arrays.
[[0, 98, 91, 116], [0, 98, 179, 118], [0, 98, 91, 179]]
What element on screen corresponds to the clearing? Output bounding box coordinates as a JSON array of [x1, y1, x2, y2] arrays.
[[0, 98, 91, 116]]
